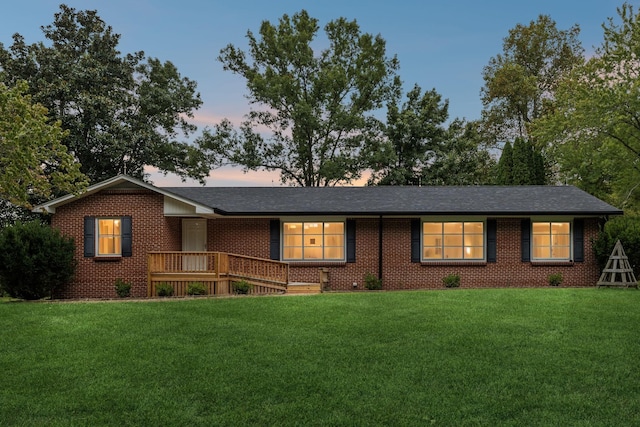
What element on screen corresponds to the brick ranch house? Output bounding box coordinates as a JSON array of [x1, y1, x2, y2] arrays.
[[34, 175, 622, 299]]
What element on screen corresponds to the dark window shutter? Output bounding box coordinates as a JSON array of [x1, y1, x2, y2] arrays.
[[573, 218, 584, 262], [84, 216, 95, 257], [521, 219, 531, 262], [487, 219, 497, 263], [121, 216, 132, 257], [346, 219, 356, 263], [411, 219, 421, 263], [269, 219, 280, 260]]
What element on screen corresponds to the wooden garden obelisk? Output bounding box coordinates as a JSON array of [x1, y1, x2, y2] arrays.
[[597, 240, 638, 288]]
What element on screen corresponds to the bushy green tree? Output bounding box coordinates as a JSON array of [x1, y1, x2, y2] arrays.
[[200, 10, 400, 187], [369, 85, 494, 186], [481, 14, 583, 142], [532, 3, 640, 210], [0, 5, 207, 184], [369, 84, 448, 185], [421, 119, 496, 185], [0, 81, 86, 207], [0, 222, 76, 300]]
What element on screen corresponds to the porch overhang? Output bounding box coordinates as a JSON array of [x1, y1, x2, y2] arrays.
[[163, 196, 219, 218]]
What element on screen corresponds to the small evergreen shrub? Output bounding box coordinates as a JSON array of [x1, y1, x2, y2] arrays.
[[114, 278, 132, 297], [156, 282, 174, 297], [232, 280, 253, 295], [0, 221, 76, 300], [364, 273, 383, 290], [187, 282, 207, 296], [548, 273, 563, 287], [443, 273, 461, 288]]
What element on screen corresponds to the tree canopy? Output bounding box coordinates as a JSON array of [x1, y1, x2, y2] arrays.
[[481, 14, 583, 143], [368, 84, 495, 186], [0, 80, 86, 208], [368, 84, 449, 185], [532, 3, 640, 210], [0, 4, 208, 184], [199, 10, 401, 187], [423, 119, 495, 186]]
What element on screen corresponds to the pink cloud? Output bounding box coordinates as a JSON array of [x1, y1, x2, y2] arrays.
[[144, 166, 371, 187], [145, 165, 280, 187]]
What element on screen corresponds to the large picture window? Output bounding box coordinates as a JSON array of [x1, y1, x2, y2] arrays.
[[423, 221, 484, 260], [532, 222, 570, 260], [283, 221, 345, 261], [97, 218, 122, 256]]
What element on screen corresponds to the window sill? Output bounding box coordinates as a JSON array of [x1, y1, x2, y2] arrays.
[[287, 261, 347, 267], [420, 261, 487, 266], [93, 257, 122, 262], [531, 261, 575, 267]]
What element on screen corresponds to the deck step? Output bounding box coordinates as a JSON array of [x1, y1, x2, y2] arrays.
[[287, 283, 322, 294]]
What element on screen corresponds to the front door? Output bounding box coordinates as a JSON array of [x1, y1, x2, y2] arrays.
[[182, 219, 207, 270]]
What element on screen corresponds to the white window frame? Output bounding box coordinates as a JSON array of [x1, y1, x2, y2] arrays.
[[531, 220, 572, 261], [281, 219, 346, 262], [421, 217, 486, 262], [96, 217, 122, 257]]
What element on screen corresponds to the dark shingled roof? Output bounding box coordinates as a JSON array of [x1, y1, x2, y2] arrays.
[[163, 185, 622, 216]]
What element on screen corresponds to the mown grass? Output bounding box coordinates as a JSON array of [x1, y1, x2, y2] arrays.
[[1, 288, 639, 426]]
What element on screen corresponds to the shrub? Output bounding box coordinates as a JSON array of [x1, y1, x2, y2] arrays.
[[187, 282, 207, 296], [114, 278, 132, 298], [593, 215, 640, 277], [0, 221, 76, 300], [443, 273, 461, 288], [156, 282, 174, 297], [232, 280, 253, 295], [364, 273, 382, 290], [548, 273, 563, 287]]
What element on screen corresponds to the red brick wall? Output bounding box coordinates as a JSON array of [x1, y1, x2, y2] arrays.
[[209, 217, 602, 291], [208, 218, 271, 258], [375, 218, 600, 290], [51, 189, 177, 299], [50, 190, 603, 298]]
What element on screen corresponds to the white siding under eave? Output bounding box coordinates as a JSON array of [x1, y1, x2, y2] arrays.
[[164, 196, 198, 216]]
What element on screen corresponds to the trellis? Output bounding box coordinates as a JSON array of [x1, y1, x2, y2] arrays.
[[597, 240, 638, 288]]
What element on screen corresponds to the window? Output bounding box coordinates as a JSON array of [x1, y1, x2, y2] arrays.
[[282, 221, 345, 261], [532, 222, 570, 260], [84, 216, 132, 258], [97, 218, 122, 256], [422, 221, 484, 260]]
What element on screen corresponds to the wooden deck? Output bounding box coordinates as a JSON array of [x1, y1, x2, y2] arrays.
[[147, 252, 290, 297]]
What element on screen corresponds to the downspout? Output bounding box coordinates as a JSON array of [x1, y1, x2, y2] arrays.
[[378, 215, 383, 281]]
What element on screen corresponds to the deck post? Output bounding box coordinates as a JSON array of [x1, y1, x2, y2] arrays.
[[147, 253, 151, 297]]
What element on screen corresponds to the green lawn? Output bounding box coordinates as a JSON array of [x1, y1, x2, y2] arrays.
[[1, 289, 639, 426]]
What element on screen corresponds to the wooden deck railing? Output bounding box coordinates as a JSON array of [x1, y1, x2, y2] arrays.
[[227, 253, 289, 285], [147, 252, 289, 297]]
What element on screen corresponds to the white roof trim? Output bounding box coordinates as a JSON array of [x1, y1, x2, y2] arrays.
[[32, 174, 216, 217]]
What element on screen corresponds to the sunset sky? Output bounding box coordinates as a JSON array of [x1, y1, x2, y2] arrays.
[[1, 0, 625, 186]]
